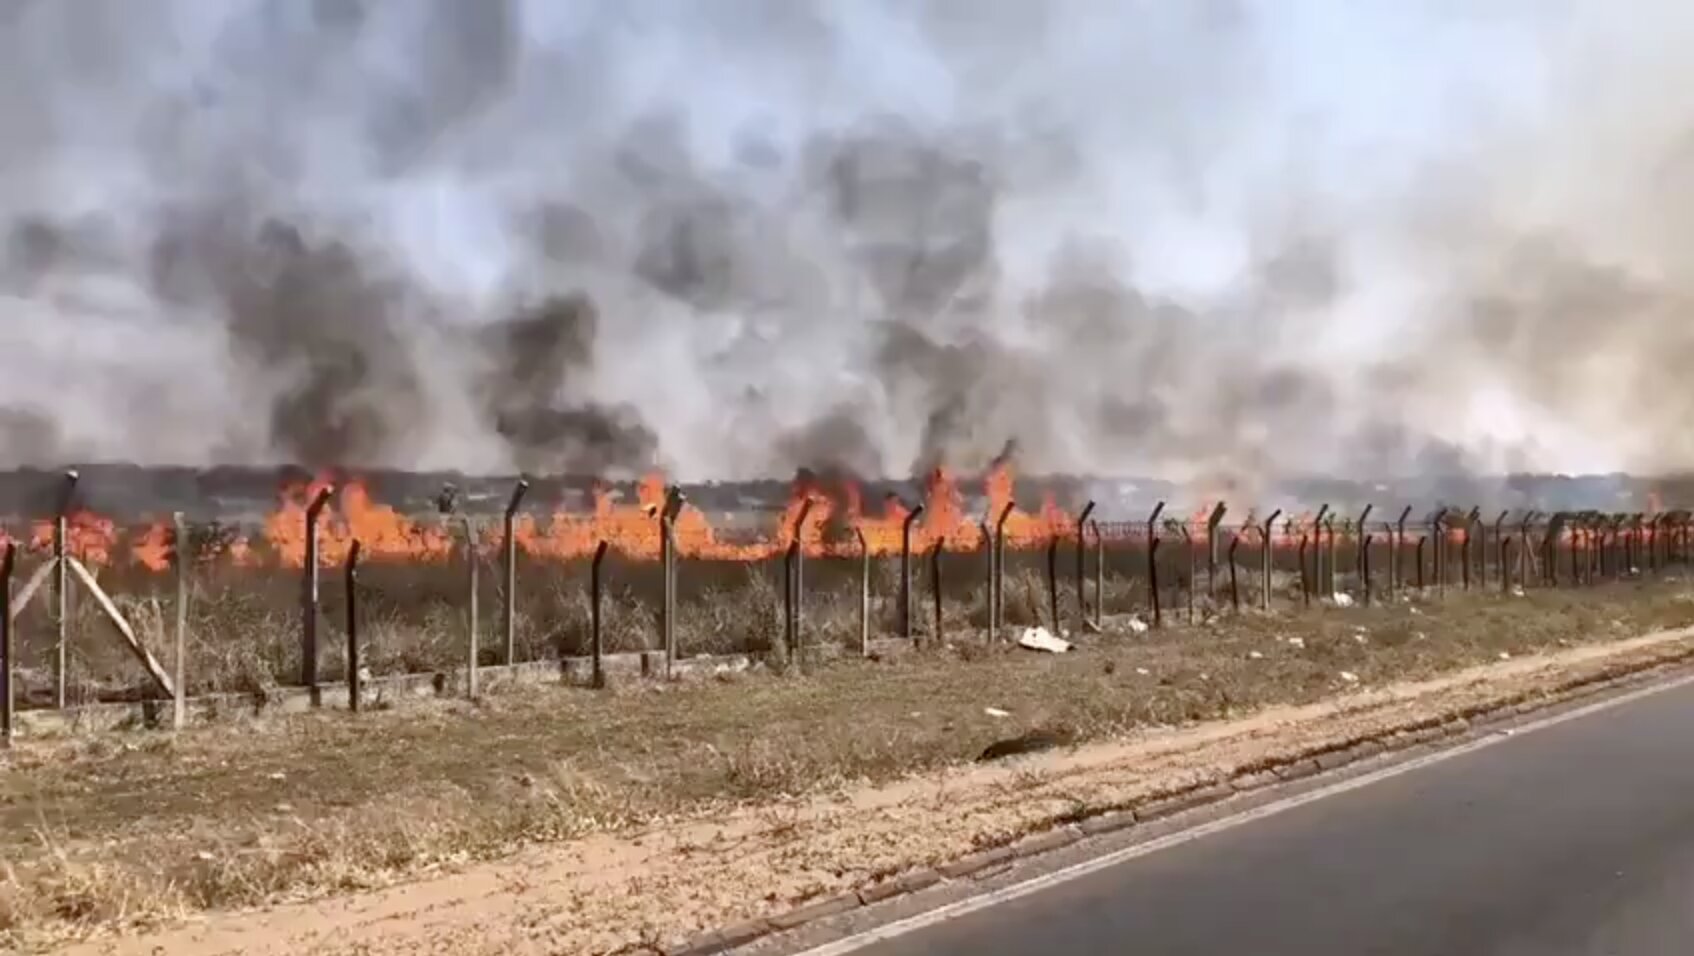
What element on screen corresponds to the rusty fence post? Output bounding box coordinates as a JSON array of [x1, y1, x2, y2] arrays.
[[930, 539, 945, 644], [172, 513, 189, 730], [993, 502, 1014, 640], [1431, 511, 1447, 598], [1261, 510, 1281, 611], [857, 529, 871, 656], [590, 541, 609, 689], [345, 540, 362, 713], [783, 499, 815, 655], [52, 469, 77, 709], [1075, 501, 1096, 627], [978, 519, 992, 638], [901, 504, 925, 644], [1501, 535, 1514, 594], [502, 478, 529, 665], [1490, 511, 1508, 588], [301, 485, 334, 704], [1545, 512, 1567, 587], [1228, 532, 1242, 613], [0, 542, 13, 747], [1416, 535, 1428, 590]]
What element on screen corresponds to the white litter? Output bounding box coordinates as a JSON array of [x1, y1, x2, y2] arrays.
[[1017, 626, 1073, 654], [1353, 633, 1369, 645], [1332, 592, 1356, 608], [1339, 670, 1360, 683], [1498, 651, 1512, 660], [1287, 636, 1306, 649], [984, 707, 1012, 718], [1135, 667, 1151, 676], [1247, 650, 1265, 660], [1126, 616, 1150, 634]]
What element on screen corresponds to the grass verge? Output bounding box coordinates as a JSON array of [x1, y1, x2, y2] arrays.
[[4, 579, 1694, 950]]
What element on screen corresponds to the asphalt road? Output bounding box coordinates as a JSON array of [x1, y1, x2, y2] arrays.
[[855, 679, 1694, 956]]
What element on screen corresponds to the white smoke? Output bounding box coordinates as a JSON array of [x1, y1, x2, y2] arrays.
[[1, 0, 1692, 485]]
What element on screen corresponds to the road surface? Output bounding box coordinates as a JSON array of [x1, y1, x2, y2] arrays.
[[852, 678, 1694, 956]]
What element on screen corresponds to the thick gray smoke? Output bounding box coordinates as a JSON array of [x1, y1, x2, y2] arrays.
[[1, 0, 1692, 491]]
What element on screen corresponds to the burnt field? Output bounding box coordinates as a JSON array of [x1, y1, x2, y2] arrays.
[[2, 460, 1689, 712]]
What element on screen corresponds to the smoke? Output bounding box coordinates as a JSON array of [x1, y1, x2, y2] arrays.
[[1, 0, 1692, 487]]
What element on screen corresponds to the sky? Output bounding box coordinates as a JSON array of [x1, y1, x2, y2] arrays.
[[1, 0, 1692, 488]]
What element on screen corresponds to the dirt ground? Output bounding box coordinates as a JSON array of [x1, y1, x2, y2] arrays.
[[7, 581, 1694, 954]]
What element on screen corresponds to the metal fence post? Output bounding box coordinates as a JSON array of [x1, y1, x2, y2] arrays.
[[1045, 535, 1060, 632], [1261, 510, 1281, 611], [1206, 503, 1228, 599], [0, 543, 14, 747], [1354, 505, 1374, 592], [1092, 519, 1105, 629], [901, 504, 925, 644], [172, 512, 189, 730], [502, 478, 529, 665], [1228, 533, 1242, 613], [857, 528, 871, 655], [301, 485, 335, 704], [463, 516, 480, 701], [784, 499, 815, 654], [590, 541, 609, 689], [345, 541, 362, 712], [1075, 501, 1096, 626], [993, 503, 1014, 640], [660, 487, 685, 675], [930, 539, 945, 644], [52, 469, 78, 709]]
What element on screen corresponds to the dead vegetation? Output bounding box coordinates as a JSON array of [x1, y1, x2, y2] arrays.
[[4, 576, 1694, 950]]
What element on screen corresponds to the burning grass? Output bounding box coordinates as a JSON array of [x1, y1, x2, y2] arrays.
[[4, 577, 1694, 949]]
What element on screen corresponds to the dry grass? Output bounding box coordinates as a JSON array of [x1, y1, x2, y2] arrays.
[[3, 574, 1694, 950]]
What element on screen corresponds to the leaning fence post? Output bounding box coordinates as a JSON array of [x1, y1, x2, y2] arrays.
[[993, 502, 1014, 640], [346, 540, 362, 713], [172, 512, 189, 730], [1416, 535, 1428, 590], [1075, 501, 1096, 626], [857, 528, 871, 656], [1, 542, 14, 747], [1490, 511, 1508, 588], [1501, 536, 1514, 594], [900, 504, 925, 644], [52, 469, 77, 709], [502, 478, 529, 665], [930, 539, 945, 644], [301, 485, 334, 705], [1261, 510, 1281, 611]]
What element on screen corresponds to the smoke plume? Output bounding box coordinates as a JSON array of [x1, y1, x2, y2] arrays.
[[2, 0, 1692, 489]]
